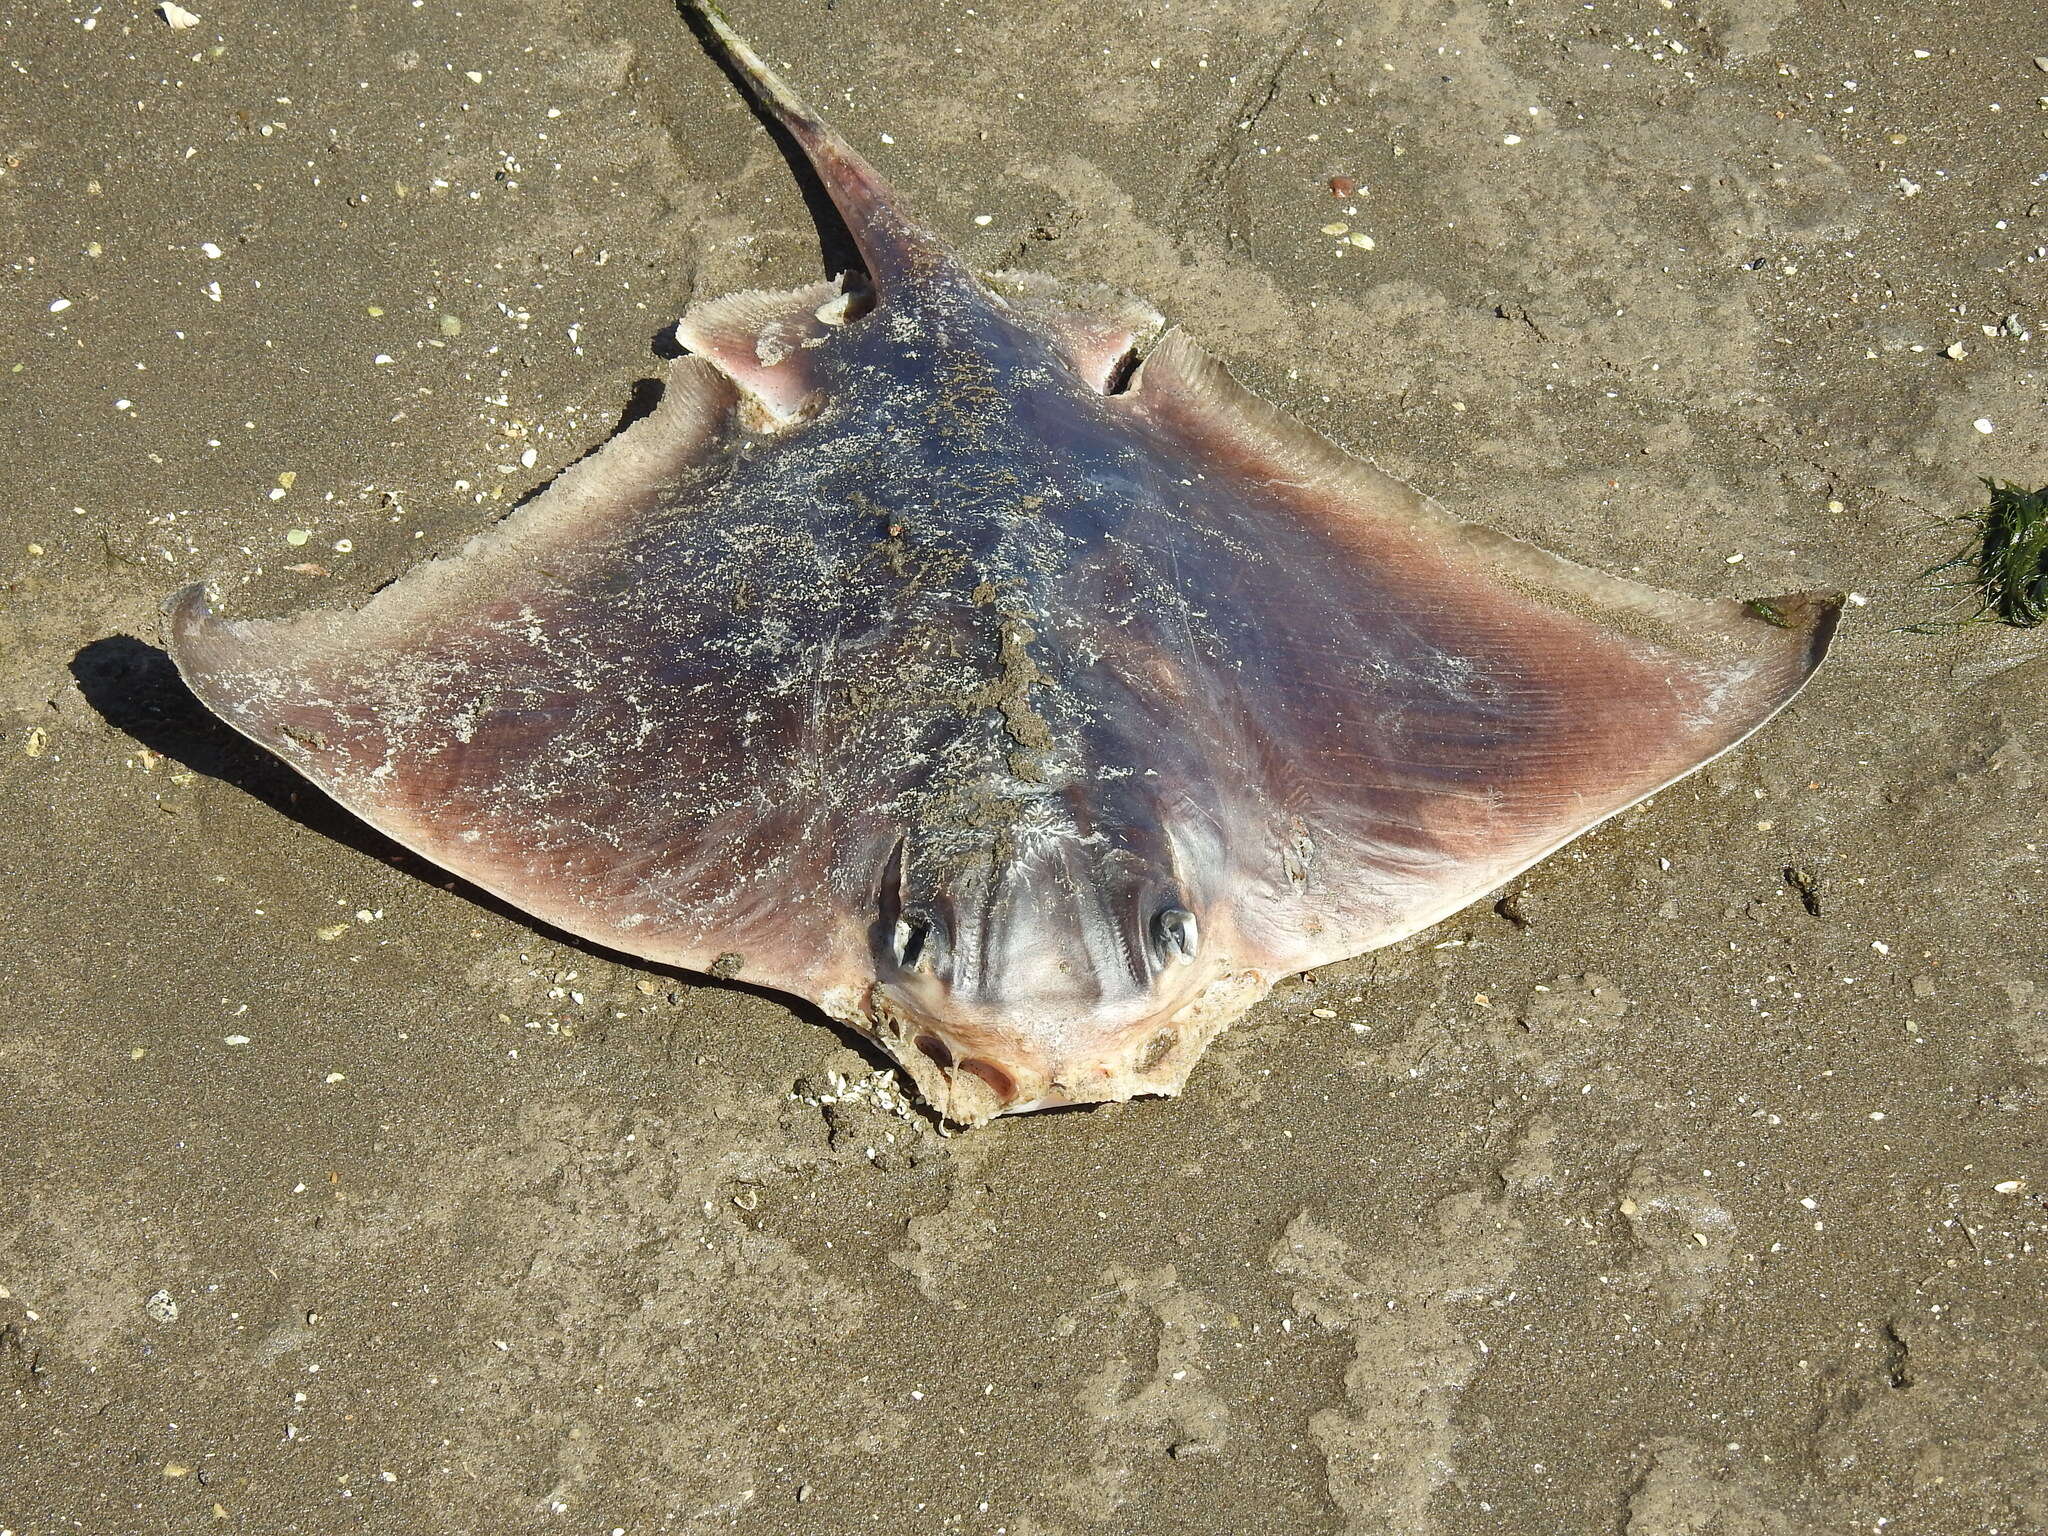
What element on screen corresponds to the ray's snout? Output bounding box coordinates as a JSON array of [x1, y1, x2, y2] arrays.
[[873, 980, 1215, 1127], [862, 829, 1248, 1124]]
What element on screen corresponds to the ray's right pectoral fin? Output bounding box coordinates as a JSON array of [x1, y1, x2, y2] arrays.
[[165, 350, 743, 780], [983, 270, 1165, 393], [162, 325, 861, 1001]]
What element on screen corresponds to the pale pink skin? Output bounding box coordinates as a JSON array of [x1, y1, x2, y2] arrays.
[[166, 5, 1838, 1125]]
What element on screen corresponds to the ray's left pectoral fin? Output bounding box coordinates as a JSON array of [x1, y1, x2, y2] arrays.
[[1122, 327, 1841, 971]]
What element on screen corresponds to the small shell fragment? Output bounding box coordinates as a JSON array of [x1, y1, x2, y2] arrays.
[[814, 291, 860, 326], [159, 1, 200, 28]]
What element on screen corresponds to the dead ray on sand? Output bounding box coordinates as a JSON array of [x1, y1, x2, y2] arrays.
[[167, 2, 1837, 1125]]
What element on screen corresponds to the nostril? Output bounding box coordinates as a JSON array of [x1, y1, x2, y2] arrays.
[[959, 1058, 1016, 1102], [1137, 1028, 1177, 1073], [914, 1033, 954, 1070]]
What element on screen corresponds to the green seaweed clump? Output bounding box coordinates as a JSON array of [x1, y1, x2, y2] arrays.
[[1916, 479, 2048, 630]]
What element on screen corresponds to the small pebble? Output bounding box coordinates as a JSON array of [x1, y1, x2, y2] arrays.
[[1310, 1006, 1337, 1019], [1347, 232, 1374, 249], [1328, 175, 1357, 196], [1942, 341, 1966, 359], [1994, 1178, 2026, 1194], [48, 297, 71, 313], [159, 1, 199, 28], [285, 528, 311, 546], [1973, 417, 1996, 434], [1321, 222, 1349, 236]]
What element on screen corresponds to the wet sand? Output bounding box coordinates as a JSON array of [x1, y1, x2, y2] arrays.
[[4, 0, 2045, 1531]]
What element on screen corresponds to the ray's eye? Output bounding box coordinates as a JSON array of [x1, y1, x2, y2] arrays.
[[1152, 907, 1200, 966], [892, 914, 933, 971]]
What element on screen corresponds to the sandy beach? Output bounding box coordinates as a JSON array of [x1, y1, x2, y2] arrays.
[[3, 0, 2044, 1530]]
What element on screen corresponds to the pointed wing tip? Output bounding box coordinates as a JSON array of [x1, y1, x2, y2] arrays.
[[161, 580, 233, 686], [163, 578, 213, 629], [160, 582, 275, 737], [1745, 587, 1844, 679]]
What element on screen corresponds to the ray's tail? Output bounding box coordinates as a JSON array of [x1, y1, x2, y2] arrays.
[[683, 1, 971, 303]]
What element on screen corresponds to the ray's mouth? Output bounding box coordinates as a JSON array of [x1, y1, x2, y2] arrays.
[[863, 977, 1222, 1127], [909, 1030, 1020, 1105]]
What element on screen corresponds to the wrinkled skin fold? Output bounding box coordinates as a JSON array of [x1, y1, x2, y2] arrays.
[[166, 3, 1839, 1126]]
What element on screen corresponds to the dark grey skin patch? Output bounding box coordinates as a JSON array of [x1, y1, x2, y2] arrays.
[[165, 3, 1839, 1127]]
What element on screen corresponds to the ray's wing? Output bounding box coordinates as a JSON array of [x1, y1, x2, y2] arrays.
[[161, 10, 1147, 1018], [1107, 330, 1839, 974], [167, 356, 880, 1007]]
